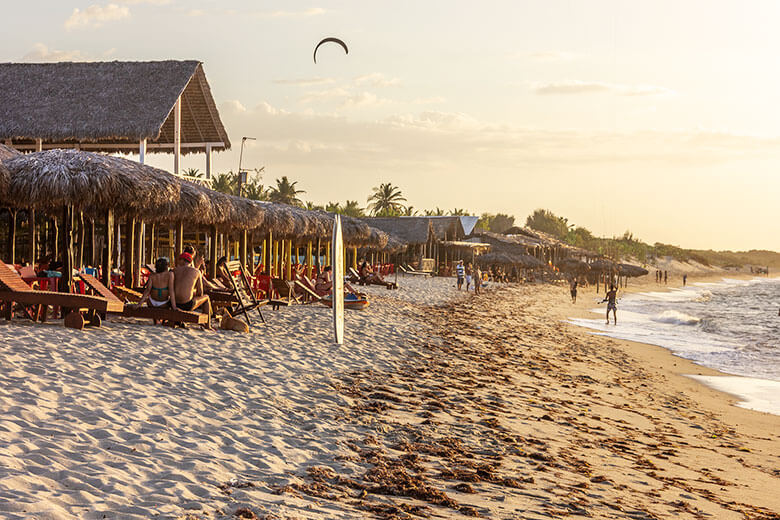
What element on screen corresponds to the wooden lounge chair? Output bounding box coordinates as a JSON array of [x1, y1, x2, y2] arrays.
[[294, 278, 322, 303], [221, 260, 267, 326], [78, 272, 208, 325], [272, 278, 301, 305], [0, 263, 123, 329], [401, 263, 432, 276]]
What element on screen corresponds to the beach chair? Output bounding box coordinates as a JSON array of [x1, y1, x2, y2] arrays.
[[272, 278, 301, 305], [78, 272, 208, 326], [0, 262, 123, 329], [222, 260, 267, 326], [294, 278, 322, 303]]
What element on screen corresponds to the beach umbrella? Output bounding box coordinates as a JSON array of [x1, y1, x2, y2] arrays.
[[589, 258, 617, 273], [618, 263, 649, 278], [3, 148, 180, 215]]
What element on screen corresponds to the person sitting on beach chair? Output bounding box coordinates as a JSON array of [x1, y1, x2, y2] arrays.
[[173, 252, 212, 327], [358, 261, 397, 289], [314, 266, 333, 296], [134, 257, 177, 310]]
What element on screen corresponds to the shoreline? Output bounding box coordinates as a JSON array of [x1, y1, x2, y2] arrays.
[[564, 272, 780, 417]]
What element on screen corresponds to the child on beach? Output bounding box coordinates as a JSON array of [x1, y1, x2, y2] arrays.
[[601, 285, 618, 325], [465, 263, 473, 290]]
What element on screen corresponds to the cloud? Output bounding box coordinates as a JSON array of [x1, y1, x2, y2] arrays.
[[273, 77, 336, 86], [526, 51, 576, 62], [64, 3, 130, 29], [354, 73, 401, 88], [531, 80, 675, 96], [256, 7, 326, 18], [22, 43, 87, 62], [116, 0, 170, 4]]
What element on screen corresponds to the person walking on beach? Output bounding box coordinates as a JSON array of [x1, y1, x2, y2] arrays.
[[465, 263, 473, 291], [601, 285, 618, 325], [473, 265, 482, 295], [455, 260, 465, 290], [683, 274, 687, 286], [664, 270, 668, 284], [570, 277, 578, 303]]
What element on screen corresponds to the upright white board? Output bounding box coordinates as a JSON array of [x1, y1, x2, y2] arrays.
[[332, 215, 345, 344]]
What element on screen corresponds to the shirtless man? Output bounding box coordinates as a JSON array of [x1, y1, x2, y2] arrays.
[[602, 285, 618, 325], [173, 252, 212, 324]]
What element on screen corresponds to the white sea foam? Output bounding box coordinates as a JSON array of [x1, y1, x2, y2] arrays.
[[689, 375, 780, 415], [568, 276, 780, 416], [652, 310, 701, 325]]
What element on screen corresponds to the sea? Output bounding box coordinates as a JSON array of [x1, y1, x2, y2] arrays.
[[568, 277, 780, 415]]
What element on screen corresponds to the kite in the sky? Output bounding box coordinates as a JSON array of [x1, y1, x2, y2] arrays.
[[313, 37, 348, 64]]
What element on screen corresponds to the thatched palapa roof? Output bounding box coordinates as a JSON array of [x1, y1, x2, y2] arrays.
[[2, 149, 180, 214], [0, 61, 230, 154], [362, 217, 433, 246]]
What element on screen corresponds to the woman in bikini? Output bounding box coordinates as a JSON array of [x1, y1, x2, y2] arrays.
[[135, 257, 177, 310]]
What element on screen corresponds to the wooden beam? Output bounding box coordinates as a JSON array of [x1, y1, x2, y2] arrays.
[[28, 209, 36, 265], [35, 138, 42, 152], [89, 218, 96, 266], [209, 225, 218, 280], [127, 219, 136, 287], [174, 96, 181, 174], [239, 230, 247, 271], [102, 209, 113, 288], [11, 141, 226, 151], [205, 143, 213, 179], [176, 221, 184, 256], [148, 222, 156, 263], [306, 241, 312, 279], [7, 209, 16, 265], [77, 211, 85, 269], [134, 220, 144, 288], [139, 139, 147, 164], [61, 206, 74, 293]]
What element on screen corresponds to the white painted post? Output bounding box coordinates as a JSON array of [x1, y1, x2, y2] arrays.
[[35, 138, 42, 152], [138, 138, 147, 261], [139, 138, 147, 164], [174, 96, 181, 175], [205, 143, 212, 179]]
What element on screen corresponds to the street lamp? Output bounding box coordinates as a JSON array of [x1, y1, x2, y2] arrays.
[[237, 136, 256, 197]]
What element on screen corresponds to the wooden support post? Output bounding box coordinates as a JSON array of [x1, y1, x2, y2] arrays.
[[7, 209, 16, 265], [139, 139, 147, 164], [205, 143, 213, 179], [77, 211, 85, 269], [239, 230, 248, 271], [273, 239, 279, 277], [114, 218, 121, 274], [326, 241, 331, 266], [306, 241, 312, 279], [134, 220, 143, 287], [127, 219, 136, 288], [209, 225, 218, 280], [61, 206, 74, 293], [89, 218, 96, 266], [316, 237, 322, 272], [102, 209, 114, 288], [266, 232, 272, 275], [352, 246, 358, 270], [286, 240, 292, 280], [28, 209, 36, 265], [176, 221, 184, 256]]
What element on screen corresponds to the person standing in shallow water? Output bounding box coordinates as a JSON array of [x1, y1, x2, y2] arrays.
[[664, 270, 668, 284], [683, 274, 687, 286], [602, 285, 618, 325], [570, 278, 578, 303]]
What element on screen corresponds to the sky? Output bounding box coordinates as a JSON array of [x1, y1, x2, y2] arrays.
[[3, 0, 780, 251]]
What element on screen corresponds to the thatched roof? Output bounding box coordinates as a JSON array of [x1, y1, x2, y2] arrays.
[[618, 263, 649, 277], [0, 143, 21, 161], [477, 252, 544, 268], [589, 258, 617, 272], [2, 149, 179, 214], [0, 61, 230, 154], [557, 258, 591, 274], [362, 217, 433, 245]]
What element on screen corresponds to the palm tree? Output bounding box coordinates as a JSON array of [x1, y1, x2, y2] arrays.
[[325, 201, 341, 213], [450, 208, 469, 216], [268, 176, 305, 206], [367, 183, 407, 216], [306, 201, 325, 211], [212, 172, 237, 195], [402, 206, 418, 216], [340, 200, 365, 217], [243, 180, 268, 201], [183, 167, 203, 178], [424, 207, 445, 216]]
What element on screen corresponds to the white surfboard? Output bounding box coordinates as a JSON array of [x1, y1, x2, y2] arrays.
[[332, 215, 345, 344]]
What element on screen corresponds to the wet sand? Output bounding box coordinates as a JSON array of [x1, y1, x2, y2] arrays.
[[0, 275, 778, 519]]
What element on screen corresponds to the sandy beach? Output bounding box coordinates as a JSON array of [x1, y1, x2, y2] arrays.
[[1, 274, 779, 519]]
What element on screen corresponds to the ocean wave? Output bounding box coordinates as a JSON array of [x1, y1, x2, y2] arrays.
[[694, 290, 712, 302], [652, 310, 701, 325]]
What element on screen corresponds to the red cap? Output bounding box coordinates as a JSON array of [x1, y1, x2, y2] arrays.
[[179, 252, 193, 263]]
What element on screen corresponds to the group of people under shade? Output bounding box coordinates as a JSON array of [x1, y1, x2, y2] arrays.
[[133, 247, 212, 325]]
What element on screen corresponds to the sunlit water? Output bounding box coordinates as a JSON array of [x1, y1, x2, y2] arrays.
[[568, 277, 780, 415]]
